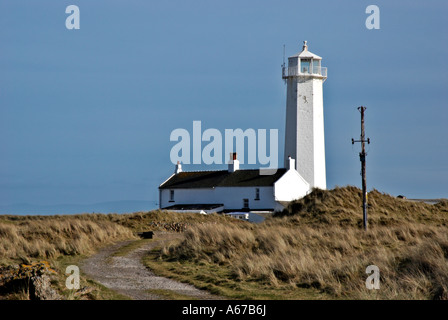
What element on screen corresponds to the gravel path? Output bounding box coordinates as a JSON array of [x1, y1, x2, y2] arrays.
[[80, 233, 220, 300]]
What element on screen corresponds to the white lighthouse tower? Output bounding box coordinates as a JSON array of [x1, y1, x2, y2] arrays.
[[282, 41, 327, 189]]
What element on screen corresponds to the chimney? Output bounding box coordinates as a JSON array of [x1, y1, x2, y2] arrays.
[[228, 152, 239, 172], [175, 161, 182, 174], [288, 156, 296, 171]]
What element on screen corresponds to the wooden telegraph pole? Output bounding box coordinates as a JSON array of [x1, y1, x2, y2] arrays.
[[352, 107, 370, 230]]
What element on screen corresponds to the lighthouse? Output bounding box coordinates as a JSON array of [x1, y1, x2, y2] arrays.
[[282, 41, 327, 189]]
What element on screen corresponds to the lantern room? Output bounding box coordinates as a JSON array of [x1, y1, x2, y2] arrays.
[[283, 41, 327, 79]]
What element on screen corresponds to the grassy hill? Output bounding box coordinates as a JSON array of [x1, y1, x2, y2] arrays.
[[274, 186, 448, 227], [1, 187, 447, 300], [147, 186, 448, 299]]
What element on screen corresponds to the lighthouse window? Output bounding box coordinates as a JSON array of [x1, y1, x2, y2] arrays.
[[313, 60, 320, 73], [301, 59, 310, 73]]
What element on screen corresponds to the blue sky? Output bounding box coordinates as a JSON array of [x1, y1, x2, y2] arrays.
[[1, 0, 447, 210]]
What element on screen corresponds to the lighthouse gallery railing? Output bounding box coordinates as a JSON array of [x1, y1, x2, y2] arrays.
[[282, 65, 327, 78]]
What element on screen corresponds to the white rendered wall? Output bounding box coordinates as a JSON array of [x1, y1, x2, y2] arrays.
[[312, 78, 326, 189], [284, 77, 298, 170], [274, 168, 310, 201], [214, 186, 276, 210], [160, 186, 277, 210], [284, 76, 326, 189], [160, 188, 215, 209]]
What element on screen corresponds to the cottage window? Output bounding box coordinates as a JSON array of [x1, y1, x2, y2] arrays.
[[255, 188, 260, 200], [169, 190, 175, 202], [243, 199, 249, 209]]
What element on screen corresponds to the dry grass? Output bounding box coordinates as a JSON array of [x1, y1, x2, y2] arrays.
[[0, 210, 238, 299], [0, 214, 138, 299], [157, 186, 448, 300], [0, 210, 238, 266], [0, 215, 136, 265], [2, 189, 447, 300], [110, 209, 245, 232], [274, 186, 448, 227]]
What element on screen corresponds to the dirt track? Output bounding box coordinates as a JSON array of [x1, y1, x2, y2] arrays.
[[80, 233, 219, 300]]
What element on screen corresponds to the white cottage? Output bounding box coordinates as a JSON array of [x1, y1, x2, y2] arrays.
[[159, 154, 310, 213]]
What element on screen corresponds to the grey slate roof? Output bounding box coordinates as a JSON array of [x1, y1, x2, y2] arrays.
[[163, 204, 224, 210], [159, 169, 287, 189]]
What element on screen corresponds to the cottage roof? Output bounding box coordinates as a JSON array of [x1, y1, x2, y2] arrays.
[[159, 169, 287, 189]]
